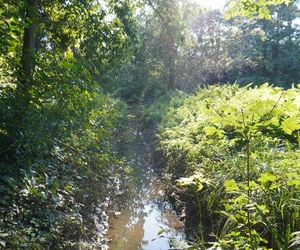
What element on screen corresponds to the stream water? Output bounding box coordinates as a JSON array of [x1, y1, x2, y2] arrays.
[[105, 123, 186, 250]]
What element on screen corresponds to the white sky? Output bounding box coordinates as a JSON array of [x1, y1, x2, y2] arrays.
[[196, 0, 227, 10]]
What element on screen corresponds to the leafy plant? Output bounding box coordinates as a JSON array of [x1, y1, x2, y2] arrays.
[[158, 83, 300, 249]]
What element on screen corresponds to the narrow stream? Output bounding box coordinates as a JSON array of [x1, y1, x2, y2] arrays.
[[106, 120, 186, 250]]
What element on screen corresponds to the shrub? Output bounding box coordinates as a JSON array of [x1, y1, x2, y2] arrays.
[[158, 83, 300, 249]]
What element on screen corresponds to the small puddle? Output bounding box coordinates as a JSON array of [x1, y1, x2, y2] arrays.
[[106, 127, 186, 250]]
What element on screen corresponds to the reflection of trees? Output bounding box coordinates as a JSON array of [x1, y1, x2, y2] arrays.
[[159, 209, 184, 232], [108, 204, 147, 249], [152, 201, 184, 236], [108, 124, 184, 249], [108, 168, 150, 249], [108, 171, 185, 249]]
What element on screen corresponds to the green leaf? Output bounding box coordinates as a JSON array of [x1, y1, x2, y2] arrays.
[[224, 203, 232, 211], [287, 179, 300, 188], [258, 172, 277, 187], [65, 185, 73, 191], [224, 179, 239, 191], [204, 126, 217, 136], [257, 204, 270, 214], [158, 228, 165, 236], [177, 176, 196, 186], [197, 183, 204, 191], [281, 117, 300, 135]]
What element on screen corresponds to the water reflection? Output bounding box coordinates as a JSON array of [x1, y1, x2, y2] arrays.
[[106, 127, 185, 250]]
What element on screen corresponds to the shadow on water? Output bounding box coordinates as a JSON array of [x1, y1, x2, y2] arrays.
[[106, 117, 185, 250]]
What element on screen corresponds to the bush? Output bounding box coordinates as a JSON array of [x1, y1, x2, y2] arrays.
[[142, 90, 186, 128], [0, 55, 128, 248], [158, 83, 300, 249]]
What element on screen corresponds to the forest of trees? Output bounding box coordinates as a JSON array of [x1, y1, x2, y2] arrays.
[[0, 0, 300, 249]]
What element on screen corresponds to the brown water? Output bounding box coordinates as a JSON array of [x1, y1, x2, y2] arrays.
[[106, 127, 186, 250]]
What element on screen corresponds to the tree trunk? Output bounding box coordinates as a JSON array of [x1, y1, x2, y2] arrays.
[[168, 53, 175, 90], [14, 0, 39, 128], [19, 0, 39, 86], [167, 34, 176, 90]]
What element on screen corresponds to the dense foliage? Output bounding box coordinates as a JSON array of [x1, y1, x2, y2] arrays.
[[0, 0, 135, 248], [0, 93, 127, 248], [158, 84, 300, 249], [2, 0, 300, 248], [109, 0, 300, 102]]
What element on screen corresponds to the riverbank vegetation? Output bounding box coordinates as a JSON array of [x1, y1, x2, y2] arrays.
[[0, 0, 134, 248], [157, 84, 300, 249], [1, 0, 300, 249]]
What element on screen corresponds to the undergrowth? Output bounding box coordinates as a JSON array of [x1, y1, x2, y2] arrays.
[[158, 83, 300, 249], [0, 80, 128, 248]]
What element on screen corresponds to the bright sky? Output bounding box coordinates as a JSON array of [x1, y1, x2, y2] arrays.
[[197, 0, 227, 10]]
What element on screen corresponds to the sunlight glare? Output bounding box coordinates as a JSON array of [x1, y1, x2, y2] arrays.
[[195, 0, 227, 10]]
